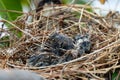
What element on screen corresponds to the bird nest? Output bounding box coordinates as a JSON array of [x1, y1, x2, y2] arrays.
[[0, 4, 120, 80]]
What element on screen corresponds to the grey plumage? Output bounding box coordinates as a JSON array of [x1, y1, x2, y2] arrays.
[[74, 34, 91, 55]]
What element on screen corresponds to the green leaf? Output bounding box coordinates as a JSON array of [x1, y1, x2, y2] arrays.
[[112, 71, 120, 80], [62, 0, 86, 4], [0, 0, 22, 21], [21, 0, 30, 6], [0, 36, 10, 48]]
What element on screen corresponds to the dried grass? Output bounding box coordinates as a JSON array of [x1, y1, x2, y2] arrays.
[[0, 4, 120, 79]]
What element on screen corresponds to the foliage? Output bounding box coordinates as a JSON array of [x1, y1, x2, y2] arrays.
[[62, 0, 86, 4], [0, 36, 10, 47], [112, 70, 120, 80], [0, 0, 23, 21]]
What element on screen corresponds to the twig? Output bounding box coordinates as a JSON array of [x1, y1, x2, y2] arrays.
[[7, 39, 120, 70]]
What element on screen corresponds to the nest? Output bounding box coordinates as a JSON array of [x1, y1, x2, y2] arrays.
[[0, 4, 120, 80]]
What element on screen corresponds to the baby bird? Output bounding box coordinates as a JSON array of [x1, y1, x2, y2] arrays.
[[41, 32, 74, 56], [74, 34, 91, 56]]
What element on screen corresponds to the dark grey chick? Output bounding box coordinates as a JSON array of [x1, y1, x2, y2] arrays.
[[41, 32, 74, 56], [27, 52, 59, 67], [74, 34, 91, 56]]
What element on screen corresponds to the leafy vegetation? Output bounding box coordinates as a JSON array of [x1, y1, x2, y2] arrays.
[[0, 0, 23, 21], [0, 0, 119, 80]]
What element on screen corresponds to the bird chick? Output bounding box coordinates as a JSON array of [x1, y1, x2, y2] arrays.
[[41, 32, 74, 56], [74, 34, 91, 56], [27, 52, 59, 67]]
